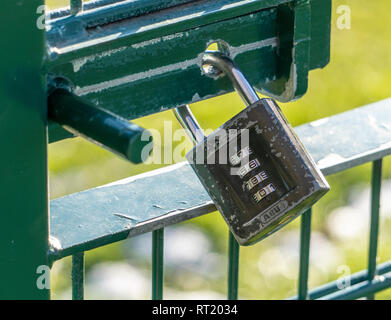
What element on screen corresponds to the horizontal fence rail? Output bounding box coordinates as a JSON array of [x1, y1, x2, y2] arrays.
[[47, 97, 391, 300]]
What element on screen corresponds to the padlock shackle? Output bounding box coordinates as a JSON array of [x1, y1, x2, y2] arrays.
[[202, 52, 259, 106], [174, 52, 259, 146], [174, 105, 205, 144]]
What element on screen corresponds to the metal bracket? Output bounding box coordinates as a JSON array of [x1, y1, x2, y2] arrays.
[[45, 0, 331, 143]]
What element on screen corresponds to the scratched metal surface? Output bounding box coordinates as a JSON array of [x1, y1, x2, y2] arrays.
[[49, 163, 215, 260], [49, 0, 204, 26], [50, 98, 391, 259], [46, 0, 332, 143], [49, 0, 194, 20]]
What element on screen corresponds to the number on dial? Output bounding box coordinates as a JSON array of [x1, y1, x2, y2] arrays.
[[238, 158, 260, 178], [253, 184, 276, 203], [245, 171, 268, 190]]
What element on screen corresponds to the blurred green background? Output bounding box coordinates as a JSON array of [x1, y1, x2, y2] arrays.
[[46, 0, 391, 299]]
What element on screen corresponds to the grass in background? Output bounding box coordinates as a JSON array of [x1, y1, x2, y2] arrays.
[[47, 0, 391, 299]]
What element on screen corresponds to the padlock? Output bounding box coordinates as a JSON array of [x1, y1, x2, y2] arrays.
[[174, 51, 329, 246]]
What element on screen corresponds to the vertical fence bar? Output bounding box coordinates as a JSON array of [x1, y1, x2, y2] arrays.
[[0, 0, 49, 299], [152, 228, 164, 300], [367, 159, 383, 300], [72, 252, 85, 300], [298, 208, 312, 300], [228, 231, 240, 300], [70, 0, 83, 15]]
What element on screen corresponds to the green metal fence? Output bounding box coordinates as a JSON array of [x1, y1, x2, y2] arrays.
[[58, 98, 391, 300], [66, 159, 390, 300], [1, 0, 391, 300]]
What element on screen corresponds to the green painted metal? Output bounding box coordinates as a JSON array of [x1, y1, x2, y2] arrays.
[[296, 98, 391, 176], [53, 0, 203, 27], [46, 7, 277, 143], [49, 99, 391, 261], [0, 0, 387, 302], [291, 160, 386, 301], [289, 261, 391, 300], [228, 232, 240, 300], [319, 271, 391, 300], [261, 0, 311, 101], [48, 88, 152, 164], [66, 159, 390, 301], [367, 159, 382, 300], [308, 0, 331, 69], [298, 209, 312, 300], [45, 0, 331, 143], [0, 0, 49, 299], [49, 163, 214, 261], [50, 99, 391, 300], [152, 229, 164, 300], [72, 252, 85, 300]]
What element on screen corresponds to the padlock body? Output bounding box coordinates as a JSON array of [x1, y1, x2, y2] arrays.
[[186, 98, 329, 245]]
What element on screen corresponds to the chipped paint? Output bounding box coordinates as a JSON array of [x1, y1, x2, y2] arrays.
[[162, 32, 184, 41], [131, 37, 162, 49], [75, 58, 197, 95], [113, 213, 139, 221], [230, 37, 277, 58], [72, 46, 127, 72]]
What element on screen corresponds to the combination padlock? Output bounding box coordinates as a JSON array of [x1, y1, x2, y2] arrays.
[[174, 52, 329, 246]]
